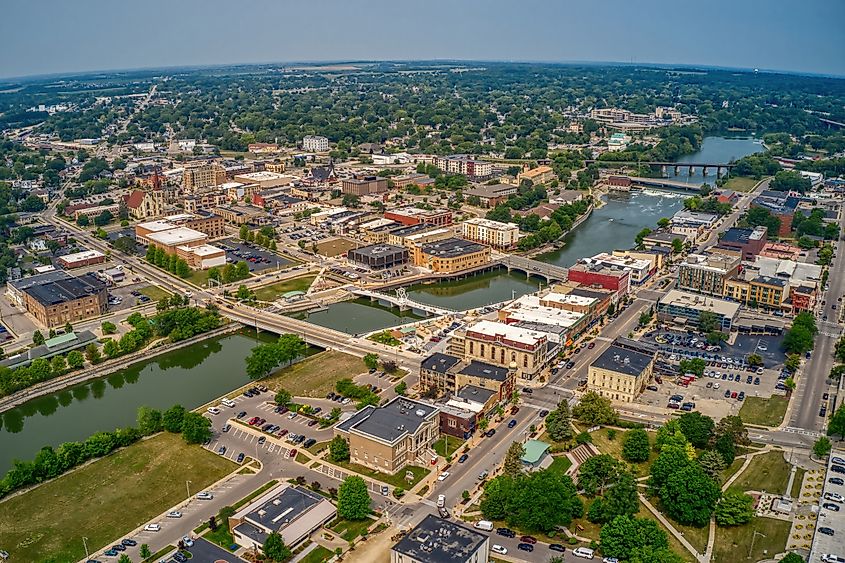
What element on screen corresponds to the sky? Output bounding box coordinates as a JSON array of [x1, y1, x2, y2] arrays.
[[1, 0, 843, 79]]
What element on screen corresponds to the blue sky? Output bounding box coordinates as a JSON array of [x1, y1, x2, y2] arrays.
[[1, 0, 843, 78]]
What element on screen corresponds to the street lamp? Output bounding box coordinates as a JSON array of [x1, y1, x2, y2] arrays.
[[83, 537, 89, 558], [185, 480, 192, 498], [747, 529, 766, 559]]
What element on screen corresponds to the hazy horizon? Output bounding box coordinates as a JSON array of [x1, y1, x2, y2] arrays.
[[1, 0, 843, 79]]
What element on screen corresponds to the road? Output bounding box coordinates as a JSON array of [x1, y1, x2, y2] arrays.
[[696, 178, 770, 252]]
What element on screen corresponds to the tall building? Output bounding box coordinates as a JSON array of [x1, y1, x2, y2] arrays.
[[183, 162, 226, 191], [434, 155, 493, 179], [17, 272, 108, 328], [412, 238, 491, 274], [461, 218, 519, 249], [302, 135, 329, 152], [677, 253, 741, 296], [341, 176, 388, 196], [657, 289, 740, 331], [460, 320, 550, 380]]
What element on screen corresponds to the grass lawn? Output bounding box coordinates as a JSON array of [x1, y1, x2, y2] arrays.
[[307, 440, 330, 456], [590, 427, 658, 477], [729, 450, 791, 495], [0, 433, 234, 563], [253, 276, 316, 303], [334, 461, 429, 489], [299, 545, 334, 563], [315, 238, 360, 257], [138, 285, 171, 302], [204, 526, 236, 551], [635, 501, 697, 561], [185, 268, 213, 287], [330, 517, 375, 541], [433, 436, 465, 458], [264, 350, 363, 398], [739, 396, 789, 427], [663, 512, 710, 555], [547, 455, 573, 476], [722, 176, 762, 193], [721, 457, 746, 485], [712, 517, 791, 563], [790, 467, 805, 499]]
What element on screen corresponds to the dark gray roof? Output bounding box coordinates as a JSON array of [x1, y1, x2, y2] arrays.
[[8, 270, 71, 291], [752, 275, 787, 287], [389, 223, 434, 238], [392, 514, 488, 563], [421, 353, 461, 374], [458, 360, 508, 382], [456, 385, 497, 404], [421, 238, 487, 258], [336, 405, 376, 433], [348, 244, 407, 259], [244, 486, 322, 530], [720, 227, 754, 244], [591, 344, 654, 377], [344, 397, 439, 443], [0, 330, 97, 369], [234, 522, 269, 545], [23, 273, 106, 306]]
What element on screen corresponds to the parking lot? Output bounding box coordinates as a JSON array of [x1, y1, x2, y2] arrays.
[[218, 238, 294, 273], [808, 450, 845, 561]]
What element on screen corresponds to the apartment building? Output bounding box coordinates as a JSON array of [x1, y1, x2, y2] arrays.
[[341, 176, 388, 196], [463, 183, 517, 207], [302, 135, 329, 152], [461, 218, 519, 249], [517, 165, 556, 185], [588, 342, 656, 403], [334, 397, 440, 474], [418, 352, 515, 403], [677, 253, 741, 296], [412, 238, 491, 274], [384, 207, 453, 227], [183, 161, 226, 191], [434, 155, 493, 179]]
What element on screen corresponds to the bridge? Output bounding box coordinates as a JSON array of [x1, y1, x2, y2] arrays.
[[585, 160, 736, 177], [619, 176, 705, 192], [349, 287, 458, 317], [499, 255, 569, 283]]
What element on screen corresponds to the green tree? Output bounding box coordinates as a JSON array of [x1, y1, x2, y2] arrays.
[[480, 475, 516, 520], [394, 381, 407, 396], [363, 353, 379, 370], [502, 441, 525, 478], [747, 353, 763, 367], [588, 469, 639, 524], [338, 476, 371, 520], [329, 435, 350, 463], [139, 544, 151, 559], [572, 391, 618, 425], [677, 412, 715, 448], [245, 343, 281, 379], [51, 354, 66, 374], [578, 454, 624, 497], [545, 400, 574, 442], [103, 338, 119, 358], [629, 546, 686, 563], [101, 321, 116, 335], [698, 311, 720, 333], [180, 411, 212, 444], [659, 465, 721, 527], [137, 406, 163, 435], [715, 491, 755, 526], [649, 445, 692, 493], [117, 554, 131, 563], [66, 350, 84, 369], [274, 388, 292, 407], [600, 515, 669, 561], [697, 450, 726, 481], [814, 436, 833, 458], [622, 428, 651, 462], [32, 330, 45, 346], [508, 470, 582, 533], [85, 343, 102, 364], [828, 405, 845, 439], [263, 531, 291, 562], [239, 224, 249, 240], [635, 228, 652, 248], [678, 357, 706, 377], [163, 404, 187, 433], [779, 553, 806, 563]]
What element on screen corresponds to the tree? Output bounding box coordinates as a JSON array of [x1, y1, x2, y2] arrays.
[[677, 412, 715, 449], [814, 436, 833, 458], [508, 470, 583, 533], [779, 553, 806, 563], [51, 355, 66, 374], [828, 405, 845, 439], [239, 224, 249, 240], [338, 476, 371, 520], [659, 465, 721, 527], [394, 381, 407, 396], [140, 544, 151, 559], [635, 228, 652, 248], [747, 353, 763, 367], [67, 350, 84, 369], [588, 469, 639, 524], [329, 436, 350, 463], [678, 358, 706, 377], [101, 321, 116, 335], [245, 343, 281, 379], [180, 411, 212, 444], [572, 391, 618, 425], [657, 217, 671, 228], [545, 400, 574, 442], [480, 475, 516, 520], [32, 330, 45, 346], [163, 404, 187, 433], [698, 311, 720, 333], [715, 491, 755, 526], [600, 515, 669, 561], [714, 415, 749, 446], [85, 343, 102, 364], [649, 445, 691, 493], [363, 353, 379, 370], [103, 338, 119, 358], [263, 531, 291, 562], [713, 433, 737, 465], [502, 441, 525, 478], [137, 406, 163, 435], [629, 546, 686, 563], [697, 450, 726, 480], [783, 325, 814, 355], [622, 428, 651, 462], [271, 388, 291, 408], [117, 555, 131, 563], [671, 238, 684, 254], [578, 454, 623, 497]]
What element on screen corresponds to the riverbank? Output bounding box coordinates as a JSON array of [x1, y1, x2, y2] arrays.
[[0, 323, 241, 415], [522, 200, 596, 259]]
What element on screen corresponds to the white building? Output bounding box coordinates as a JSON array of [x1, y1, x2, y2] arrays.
[[303, 135, 330, 152], [586, 252, 655, 284], [461, 217, 519, 249]]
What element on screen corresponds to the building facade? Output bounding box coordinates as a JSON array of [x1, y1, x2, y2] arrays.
[[461, 218, 519, 249], [412, 238, 491, 274], [302, 135, 330, 152], [587, 343, 656, 403]]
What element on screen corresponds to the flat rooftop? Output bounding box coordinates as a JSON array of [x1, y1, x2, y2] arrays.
[[463, 217, 518, 230], [392, 514, 488, 563], [659, 289, 741, 318], [592, 343, 654, 377], [349, 244, 407, 258], [23, 272, 106, 306], [147, 227, 208, 246], [420, 237, 488, 258], [421, 353, 462, 374], [466, 319, 546, 346], [341, 397, 439, 444], [458, 360, 509, 382]]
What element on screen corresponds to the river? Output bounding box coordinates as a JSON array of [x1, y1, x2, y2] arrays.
[[666, 135, 764, 185], [0, 332, 289, 474]]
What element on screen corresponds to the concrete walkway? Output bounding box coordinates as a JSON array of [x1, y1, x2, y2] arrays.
[[638, 493, 707, 563]]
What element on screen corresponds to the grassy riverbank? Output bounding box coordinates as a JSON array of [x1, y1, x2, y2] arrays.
[[264, 349, 364, 398], [0, 433, 234, 563]]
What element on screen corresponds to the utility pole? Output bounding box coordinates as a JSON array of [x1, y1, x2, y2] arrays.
[[748, 529, 766, 559], [186, 480, 192, 498], [82, 537, 89, 558]]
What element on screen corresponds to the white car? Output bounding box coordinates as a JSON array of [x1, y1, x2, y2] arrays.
[[573, 547, 595, 559], [713, 383, 720, 389], [437, 494, 446, 508], [143, 524, 161, 532], [221, 398, 236, 408], [207, 407, 221, 415], [437, 471, 451, 481], [196, 491, 214, 500], [491, 544, 508, 555], [603, 558, 620, 563], [166, 511, 182, 519], [181, 536, 194, 548], [825, 492, 845, 503]]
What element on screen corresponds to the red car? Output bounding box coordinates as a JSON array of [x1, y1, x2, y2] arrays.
[[248, 417, 259, 425], [289, 449, 297, 458], [588, 342, 595, 349], [730, 391, 738, 399], [278, 429, 289, 437], [520, 535, 537, 544]]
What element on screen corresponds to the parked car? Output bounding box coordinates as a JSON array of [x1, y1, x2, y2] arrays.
[[491, 544, 508, 555], [496, 528, 515, 538], [508, 419, 517, 428], [143, 524, 161, 532], [517, 543, 534, 552], [237, 453, 245, 463], [167, 511, 182, 519], [196, 491, 213, 500]]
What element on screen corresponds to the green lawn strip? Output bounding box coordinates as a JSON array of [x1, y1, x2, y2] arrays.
[[0, 433, 234, 563], [728, 450, 791, 495], [712, 517, 791, 562], [590, 427, 658, 477], [253, 276, 316, 303], [547, 455, 572, 476], [298, 545, 334, 563], [138, 285, 172, 302], [143, 544, 177, 563], [720, 458, 746, 484], [307, 440, 330, 455], [330, 517, 376, 541], [333, 461, 429, 489], [204, 526, 236, 551], [263, 350, 363, 398], [739, 396, 789, 427], [790, 467, 805, 499], [433, 436, 466, 458], [634, 501, 697, 562], [232, 479, 279, 510], [661, 511, 709, 555], [722, 176, 760, 193], [296, 452, 310, 464]]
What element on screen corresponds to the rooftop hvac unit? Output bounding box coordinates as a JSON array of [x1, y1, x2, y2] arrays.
[[416, 409, 426, 417]]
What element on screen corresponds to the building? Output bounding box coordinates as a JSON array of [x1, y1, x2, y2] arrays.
[[670, 210, 719, 241], [607, 132, 630, 151], [588, 341, 656, 403], [358, 218, 400, 244], [640, 230, 678, 250], [434, 155, 493, 179], [717, 226, 768, 260], [677, 253, 741, 296], [517, 165, 556, 185], [391, 514, 489, 563], [393, 173, 436, 189], [124, 188, 166, 220], [723, 275, 788, 311], [73, 203, 120, 221], [212, 204, 268, 225], [463, 183, 517, 208], [0, 330, 97, 370], [413, 238, 491, 274], [56, 249, 106, 269], [184, 192, 228, 214], [461, 218, 519, 250], [439, 403, 477, 439], [521, 440, 551, 469], [760, 242, 802, 261], [657, 289, 740, 331], [419, 353, 463, 396], [384, 207, 453, 227], [229, 483, 336, 552], [233, 171, 293, 189], [389, 225, 450, 249], [499, 294, 589, 344], [341, 176, 388, 196], [335, 397, 440, 473], [135, 213, 225, 244], [723, 256, 822, 313], [751, 191, 800, 237], [264, 160, 286, 174], [20, 272, 108, 328], [347, 244, 409, 270], [584, 252, 655, 284], [567, 262, 630, 300], [176, 244, 226, 270], [146, 227, 209, 254], [460, 319, 549, 380], [302, 135, 330, 152], [183, 161, 226, 191]]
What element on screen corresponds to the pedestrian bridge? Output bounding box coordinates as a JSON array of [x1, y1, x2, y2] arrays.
[[499, 255, 569, 283], [349, 287, 458, 317]]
